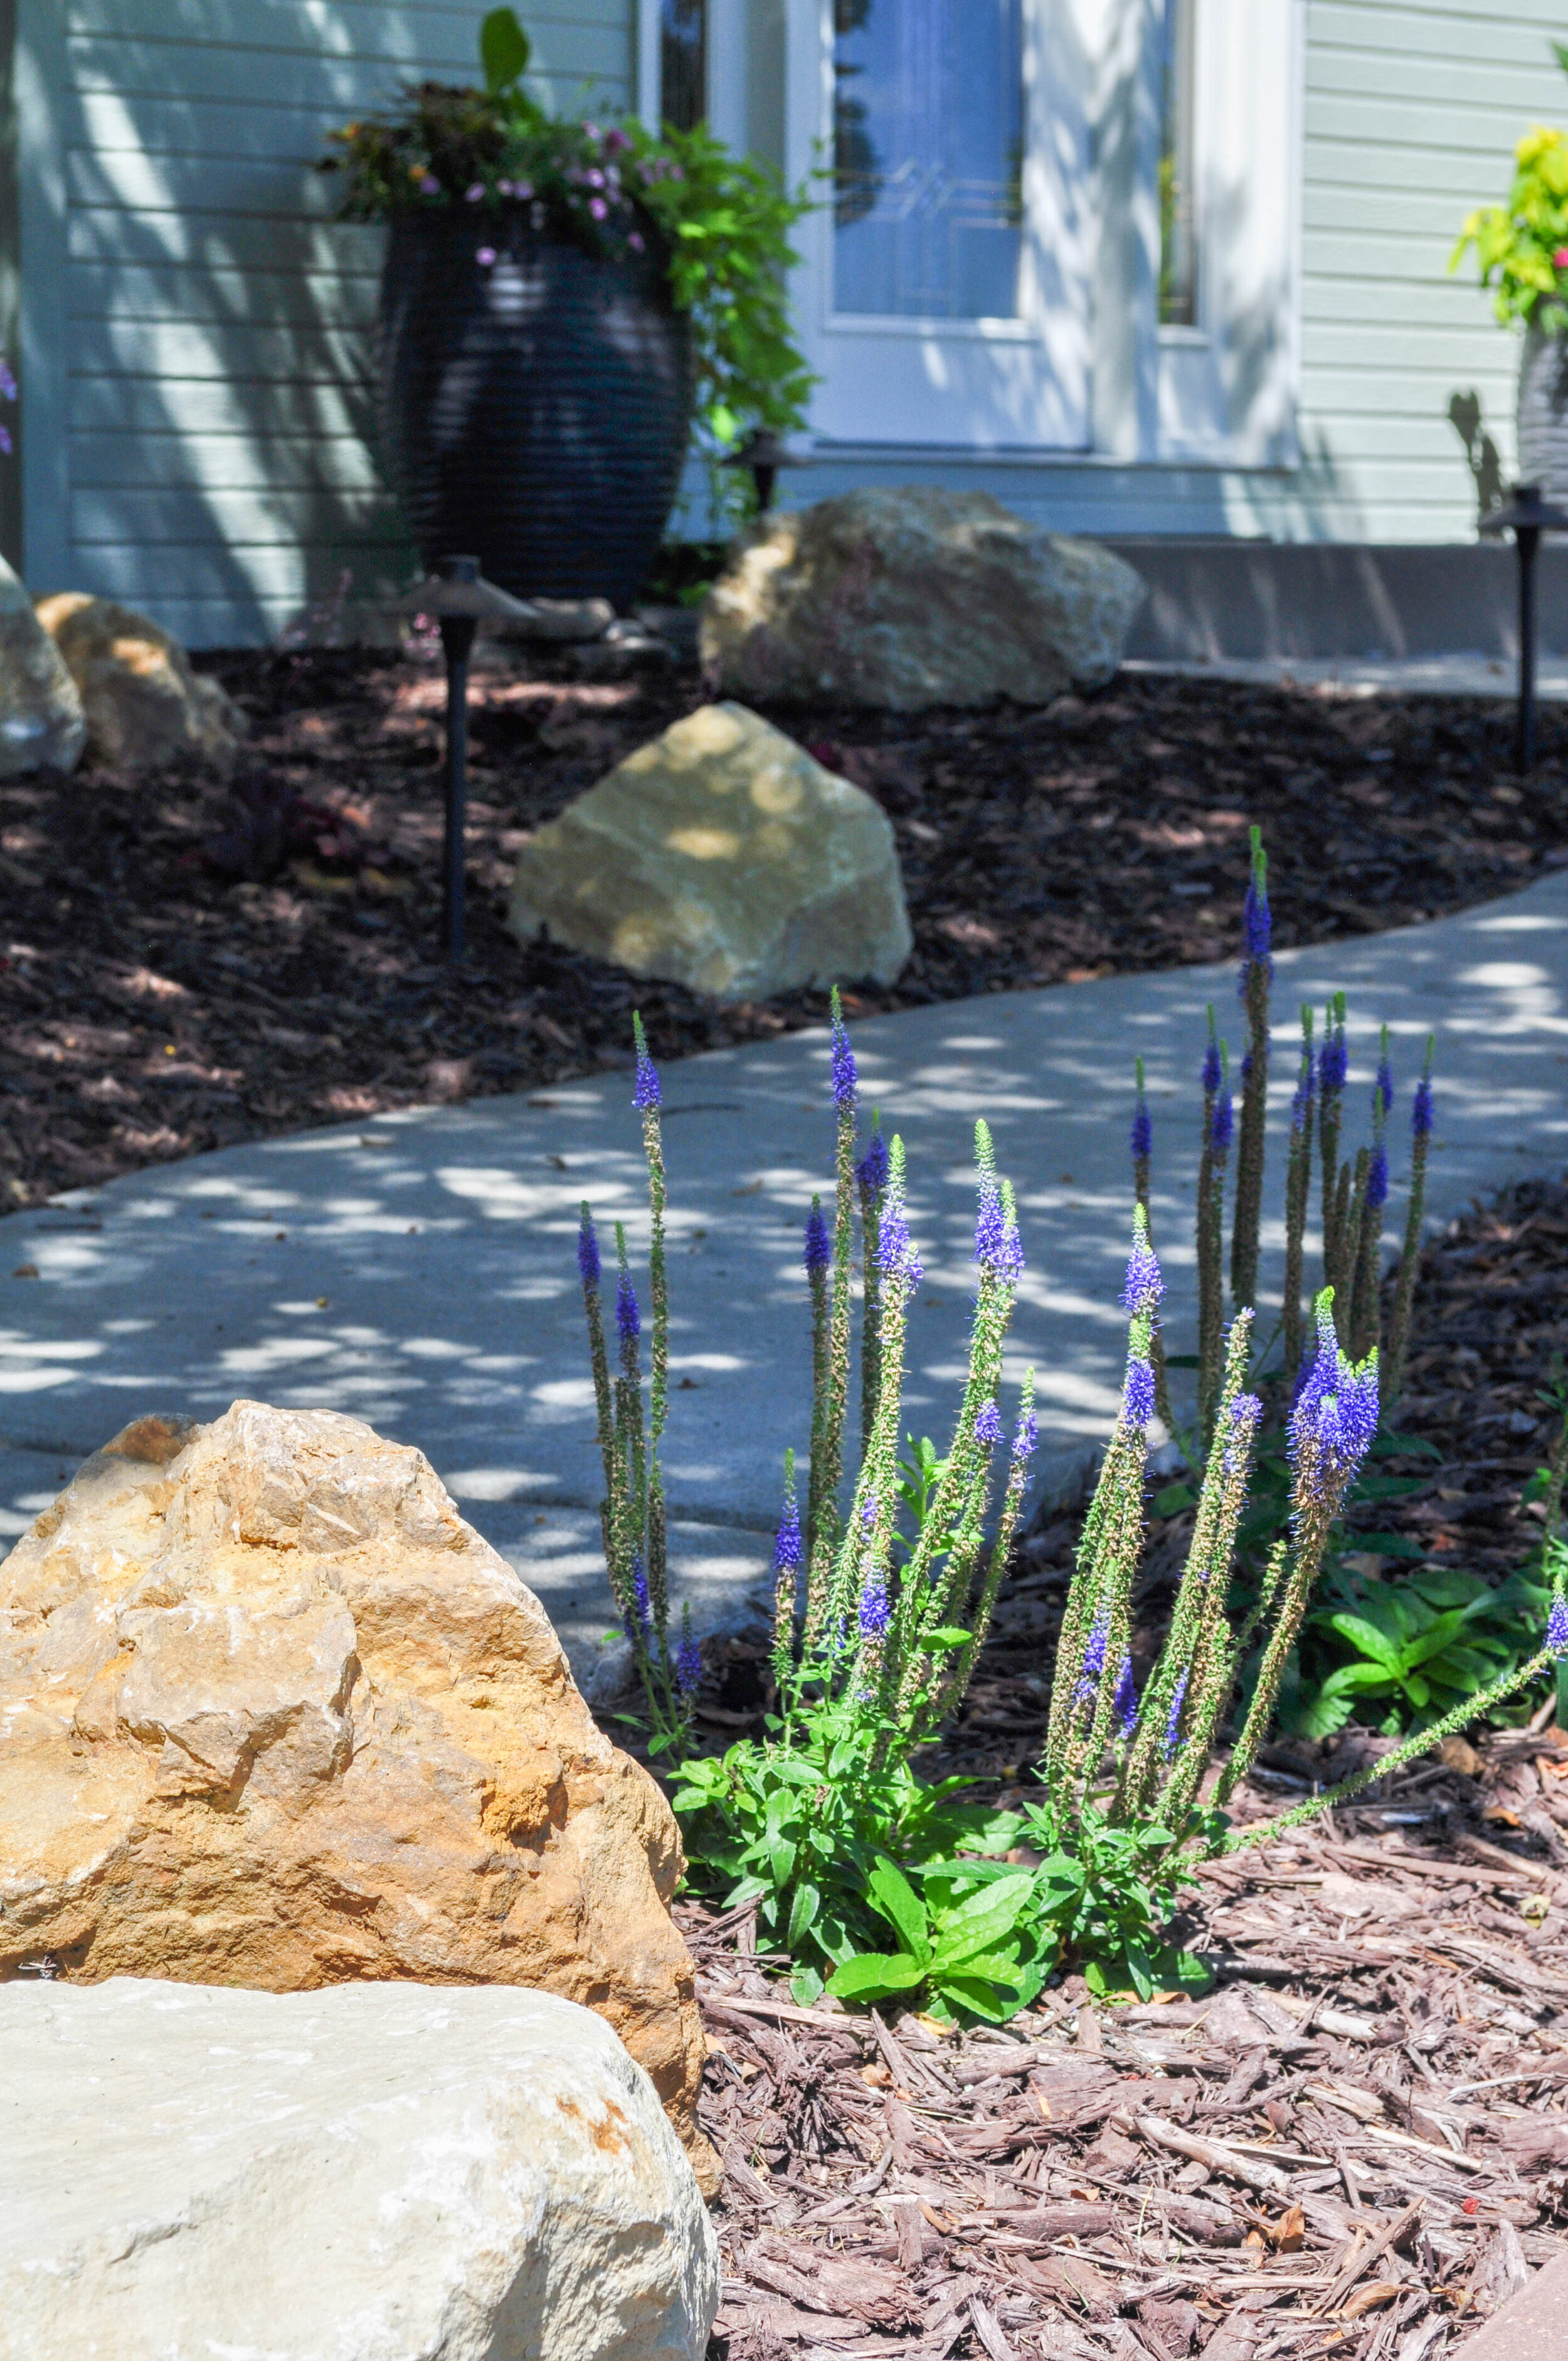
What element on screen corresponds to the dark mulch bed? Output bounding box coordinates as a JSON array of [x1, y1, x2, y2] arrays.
[[1, 643, 1566, 1206], [674, 1178, 1568, 2358]]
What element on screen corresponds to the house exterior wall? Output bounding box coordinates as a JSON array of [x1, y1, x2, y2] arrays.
[[794, 0, 1568, 544], [11, 0, 1567, 646], [16, 0, 634, 645]]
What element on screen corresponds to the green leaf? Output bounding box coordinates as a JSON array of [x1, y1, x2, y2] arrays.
[[924, 1626, 973, 1652], [787, 1879, 821, 1950], [790, 1962, 824, 2007], [826, 1951, 927, 2000], [1154, 1483, 1198, 1515], [479, 6, 531, 93], [867, 1857, 933, 1961]]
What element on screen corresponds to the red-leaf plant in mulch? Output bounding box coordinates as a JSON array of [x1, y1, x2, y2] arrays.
[[677, 1178, 1568, 2361]]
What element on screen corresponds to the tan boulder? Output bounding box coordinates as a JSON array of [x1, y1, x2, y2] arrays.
[[0, 559, 85, 775], [0, 1402, 714, 2189], [700, 486, 1145, 711], [507, 700, 911, 1002], [35, 592, 243, 770]]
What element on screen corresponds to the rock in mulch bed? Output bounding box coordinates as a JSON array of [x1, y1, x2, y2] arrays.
[[1, 645, 1566, 1205]]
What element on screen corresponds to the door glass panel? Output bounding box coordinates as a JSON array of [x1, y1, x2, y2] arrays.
[[661, 0, 706, 130], [1158, 0, 1197, 326], [832, 0, 1024, 320]]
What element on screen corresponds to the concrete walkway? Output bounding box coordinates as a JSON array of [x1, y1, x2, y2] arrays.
[[3, 871, 1567, 1685], [1126, 652, 1568, 701]]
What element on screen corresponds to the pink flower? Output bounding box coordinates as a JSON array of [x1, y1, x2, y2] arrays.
[[1555, 247, 1568, 269], [583, 122, 600, 141], [589, 196, 608, 220], [476, 245, 497, 267], [516, 181, 533, 200], [627, 230, 645, 252], [420, 174, 440, 196], [465, 182, 484, 203], [586, 167, 605, 188], [603, 126, 630, 154]]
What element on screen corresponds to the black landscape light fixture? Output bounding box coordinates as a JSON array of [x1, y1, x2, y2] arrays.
[[1480, 482, 1568, 777], [722, 429, 802, 515], [394, 556, 532, 962]]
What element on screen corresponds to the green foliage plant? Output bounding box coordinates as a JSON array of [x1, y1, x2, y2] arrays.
[[323, 8, 817, 511], [1452, 46, 1568, 331], [580, 989, 1043, 2012], [576, 856, 1568, 2015]]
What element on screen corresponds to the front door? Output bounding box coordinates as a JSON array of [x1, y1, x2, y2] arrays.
[[785, 0, 1093, 448]]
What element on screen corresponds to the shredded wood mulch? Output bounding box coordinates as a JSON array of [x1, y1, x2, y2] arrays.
[[679, 1760, 1568, 2361], [2, 642, 1567, 1206], [674, 1180, 1568, 2358]]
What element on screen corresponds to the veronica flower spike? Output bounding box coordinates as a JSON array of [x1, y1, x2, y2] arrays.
[[829, 987, 857, 1110], [1240, 825, 1272, 985], [631, 1010, 661, 1112]]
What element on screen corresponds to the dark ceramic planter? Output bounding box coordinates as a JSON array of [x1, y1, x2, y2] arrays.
[[378, 213, 694, 608]]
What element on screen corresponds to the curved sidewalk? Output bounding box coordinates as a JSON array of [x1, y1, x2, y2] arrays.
[[1, 871, 1565, 1682]]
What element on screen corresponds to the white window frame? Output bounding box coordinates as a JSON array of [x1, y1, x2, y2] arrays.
[[633, 0, 1304, 470], [1152, 0, 1305, 466]]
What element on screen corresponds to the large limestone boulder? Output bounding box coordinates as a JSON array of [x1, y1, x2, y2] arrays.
[[700, 486, 1146, 711], [0, 1403, 712, 2186], [35, 591, 244, 770], [0, 557, 85, 774], [1, 1976, 719, 2361], [507, 700, 911, 1002]]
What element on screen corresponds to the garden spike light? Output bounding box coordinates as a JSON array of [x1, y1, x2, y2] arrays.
[[393, 556, 533, 960]]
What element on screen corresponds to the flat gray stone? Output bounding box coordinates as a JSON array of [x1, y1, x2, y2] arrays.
[[0, 1976, 718, 2361], [2, 870, 1567, 1652]]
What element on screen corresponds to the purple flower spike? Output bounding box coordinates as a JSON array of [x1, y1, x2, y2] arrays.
[[857, 1568, 891, 1642], [1125, 1357, 1157, 1428], [1131, 1098, 1152, 1164], [1413, 1073, 1434, 1139], [1014, 1407, 1039, 1464], [856, 1131, 890, 1196], [1291, 1056, 1316, 1133], [578, 1211, 601, 1290], [878, 1195, 923, 1293], [616, 1269, 640, 1344], [1210, 1089, 1234, 1156], [1366, 1143, 1389, 1210], [1376, 1056, 1394, 1118], [774, 1493, 803, 1575], [633, 1041, 661, 1113], [803, 1203, 830, 1278], [0, 361, 18, 402], [627, 1552, 651, 1640], [1202, 1037, 1222, 1097], [1113, 1652, 1138, 1739], [675, 1625, 702, 1696], [1122, 1231, 1165, 1315], [830, 1007, 857, 1110], [1241, 874, 1272, 982], [997, 1224, 1025, 1287], [1549, 1597, 1568, 1659], [1075, 1613, 1109, 1704], [1320, 1031, 1348, 1098], [1163, 1670, 1188, 1761], [974, 1175, 1005, 1268], [975, 1401, 1003, 1447]]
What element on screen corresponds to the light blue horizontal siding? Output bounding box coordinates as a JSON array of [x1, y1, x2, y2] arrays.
[[40, 0, 634, 642], [1285, 0, 1568, 546], [32, 0, 1568, 639]]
